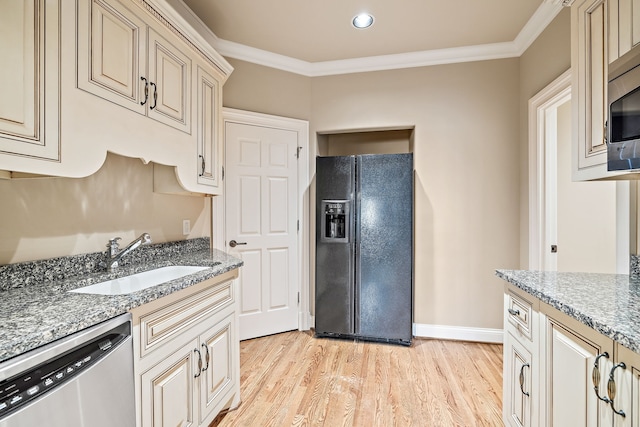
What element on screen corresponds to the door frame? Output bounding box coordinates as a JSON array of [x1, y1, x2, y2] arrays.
[[528, 69, 571, 271], [217, 108, 311, 331], [528, 69, 631, 273]]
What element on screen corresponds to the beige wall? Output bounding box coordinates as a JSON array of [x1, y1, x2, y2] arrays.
[[519, 8, 572, 268], [222, 58, 312, 120], [320, 130, 412, 156], [310, 61, 520, 329], [222, 10, 572, 331], [0, 153, 211, 264], [225, 59, 521, 329]]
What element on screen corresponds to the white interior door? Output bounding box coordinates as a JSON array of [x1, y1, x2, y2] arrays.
[[225, 122, 299, 340]]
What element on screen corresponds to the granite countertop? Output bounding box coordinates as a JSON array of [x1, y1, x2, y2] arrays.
[[496, 269, 640, 353], [0, 238, 243, 364]]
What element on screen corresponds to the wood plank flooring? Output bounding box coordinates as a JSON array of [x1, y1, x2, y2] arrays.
[[211, 331, 503, 427]]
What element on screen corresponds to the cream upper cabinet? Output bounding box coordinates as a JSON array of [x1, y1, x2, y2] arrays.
[[0, 0, 232, 194], [146, 28, 191, 133], [571, 0, 640, 180], [612, 0, 640, 59], [572, 0, 610, 180], [77, 0, 191, 134], [0, 0, 60, 161], [195, 64, 222, 188]]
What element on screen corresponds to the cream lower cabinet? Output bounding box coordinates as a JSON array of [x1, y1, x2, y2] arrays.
[[502, 283, 640, 426], [130, 269, 241, 427], [503, 286, 540, 427], [543, 310, 615, 427], [611, 343, 640, 426]]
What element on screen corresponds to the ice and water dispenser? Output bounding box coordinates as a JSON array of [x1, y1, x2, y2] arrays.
[[320, 200, 349, 243]]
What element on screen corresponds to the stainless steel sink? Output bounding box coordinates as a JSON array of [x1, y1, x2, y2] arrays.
[[69, 266, 210, 295]]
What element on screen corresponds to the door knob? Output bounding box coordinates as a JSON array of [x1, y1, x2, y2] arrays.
[[229, 240, 247, 248]]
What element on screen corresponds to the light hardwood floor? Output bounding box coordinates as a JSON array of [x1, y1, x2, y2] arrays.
[[212, 331, 503, 427]]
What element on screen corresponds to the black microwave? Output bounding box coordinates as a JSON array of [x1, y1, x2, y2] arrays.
[[608, 43, 640, 171]]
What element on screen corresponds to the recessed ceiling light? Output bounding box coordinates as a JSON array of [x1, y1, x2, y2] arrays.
[[352, 13, 374, 29]]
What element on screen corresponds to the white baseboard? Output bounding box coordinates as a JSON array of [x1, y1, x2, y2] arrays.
[[307, 317, 503, 344], [413, 323, 503, 344]]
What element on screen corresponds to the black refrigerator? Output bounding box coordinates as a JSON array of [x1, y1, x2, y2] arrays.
[[315, 153, 413, 345]]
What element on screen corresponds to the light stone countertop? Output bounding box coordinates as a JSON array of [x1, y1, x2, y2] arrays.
[[496, 269, 640, 353], [0, 238, 243, 364]]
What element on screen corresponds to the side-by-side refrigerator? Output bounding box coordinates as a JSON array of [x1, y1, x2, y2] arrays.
[[315, 153, 413, 345]]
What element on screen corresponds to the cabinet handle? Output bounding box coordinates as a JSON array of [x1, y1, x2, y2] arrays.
[[150, 82, 157, 110], [518, 363, 530, 397], [201, 343, 210, 372], [607, 362, 627, 418], [199, 155, 205, 176], [592, 352, 611, 403], [193, 348, 203, 378], [507, 308, 520, 316], [140, 77, 149, 106]]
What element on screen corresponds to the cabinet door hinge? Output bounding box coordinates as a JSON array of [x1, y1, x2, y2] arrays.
[[297, 219, 299, 233], [297, 292, 300, 305], [222, 166, 225, 181]]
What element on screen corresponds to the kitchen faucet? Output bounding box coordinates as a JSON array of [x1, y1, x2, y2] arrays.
[[106, 233, 152, 271]]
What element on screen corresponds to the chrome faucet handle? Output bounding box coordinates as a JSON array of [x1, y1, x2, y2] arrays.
[[107, 237, 122, 246], [106, 237, 122, 254]]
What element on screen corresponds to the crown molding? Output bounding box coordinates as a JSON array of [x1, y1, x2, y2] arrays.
[[211, 2, 564, 77]]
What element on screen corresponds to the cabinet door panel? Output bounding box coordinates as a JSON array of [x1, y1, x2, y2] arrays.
[[196, 65, 220, 187], [549, 323, 613, 427], [617, 0, 640, 56], [199, 316, 234, 424], [148, 28, 191, 133], [77, 0, 146, 114], [614, 344, 640, 427], [141, 339, 197, 427], [0, 1, 37, 139], [504, 332, 533, 427], [0, 0, 59, 160], [572, 0, 609, 179]]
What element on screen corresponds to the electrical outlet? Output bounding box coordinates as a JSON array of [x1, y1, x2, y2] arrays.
[[182, 219, 190, 235]]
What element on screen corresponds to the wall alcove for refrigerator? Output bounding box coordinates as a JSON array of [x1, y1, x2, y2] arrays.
[[314, 127, 415, 345]]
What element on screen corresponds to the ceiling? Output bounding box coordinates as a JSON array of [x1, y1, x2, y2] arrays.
[[180, 0, 565, 76]]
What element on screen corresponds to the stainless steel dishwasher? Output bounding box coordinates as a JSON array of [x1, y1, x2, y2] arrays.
[[0, 313, 135, 427]]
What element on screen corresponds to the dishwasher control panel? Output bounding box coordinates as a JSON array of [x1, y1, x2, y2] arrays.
[[0, 329, 128, 419]]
